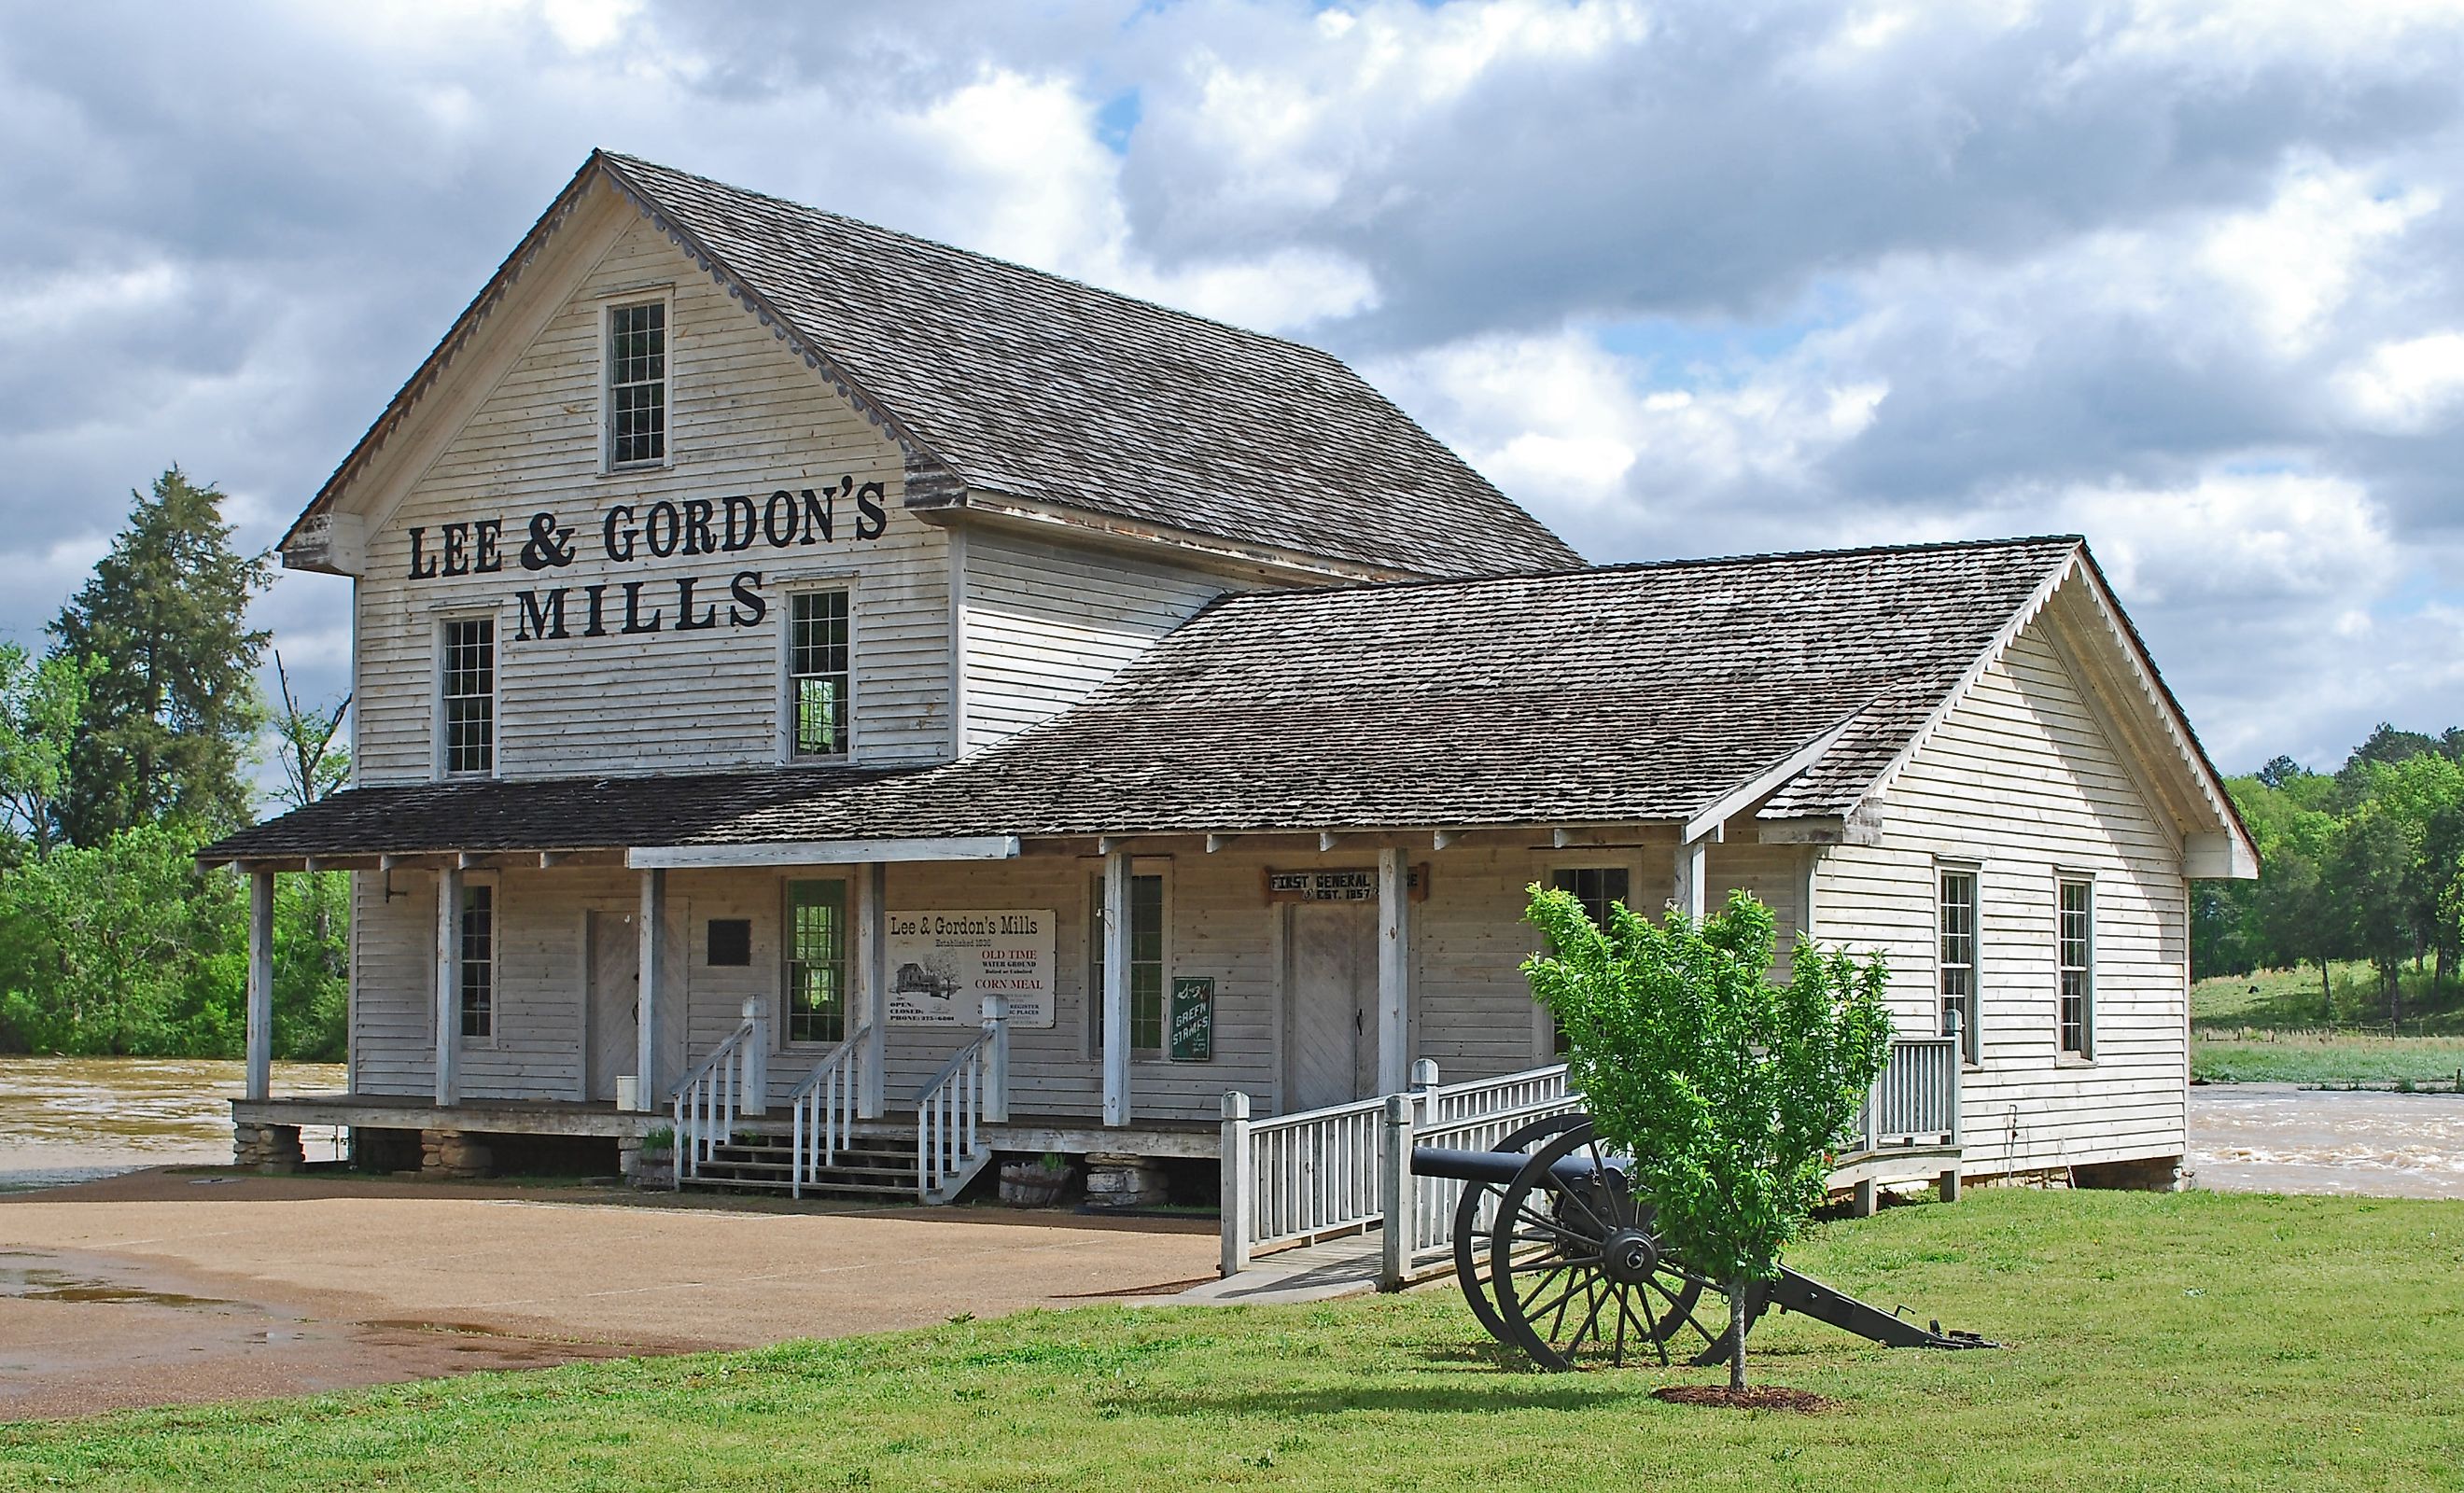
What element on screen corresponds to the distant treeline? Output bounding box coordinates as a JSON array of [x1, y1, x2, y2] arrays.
[[0, 468, 348, 1060], [2195, 725, 2464, 1017]]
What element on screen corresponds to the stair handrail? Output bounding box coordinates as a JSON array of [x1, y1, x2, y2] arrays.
[[671, 1018, 756, 1189], [787, 1025, 871, 1200], [914, 996, 1010, 1204]]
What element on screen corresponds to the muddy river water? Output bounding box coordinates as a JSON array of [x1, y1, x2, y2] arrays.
[[0, 1056, 347, 1190]]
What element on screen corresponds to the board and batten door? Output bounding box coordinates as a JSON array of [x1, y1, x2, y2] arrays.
[[1284, 901, 1377, 1111], [584, 911, 638, 1102]]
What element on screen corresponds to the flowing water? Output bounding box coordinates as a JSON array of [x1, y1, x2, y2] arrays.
[[0, 1056, 347, 1190]]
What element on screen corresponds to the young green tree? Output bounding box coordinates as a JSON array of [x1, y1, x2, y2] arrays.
[[49, 467, 272, 845], [0, 645, 98, 855], [1524, 886, 1893, 1391]]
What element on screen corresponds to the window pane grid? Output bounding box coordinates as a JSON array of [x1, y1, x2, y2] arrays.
[[2058, 880, 2093, 1056], [459, 885, 492, 1040], [787, 879, 849, 1044], [441, 619, 494, 775], [1093, 873, 1165, 1053], [790, 592, 850, 757], [609, 302, 666, 466], [1939, 870, 1978, 1062], [1548, 867, 1630, 1053]]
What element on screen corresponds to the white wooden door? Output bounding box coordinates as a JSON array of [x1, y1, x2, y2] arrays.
[[1285, 902, 1375, 1111], [584, 910, 637, 1102]]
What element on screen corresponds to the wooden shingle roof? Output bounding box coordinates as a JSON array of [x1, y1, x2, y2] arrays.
[[204, 537, 2106, 861]]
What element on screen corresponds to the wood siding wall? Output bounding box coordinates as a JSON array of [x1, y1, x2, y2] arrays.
[[352, 209, 949, 785], [1817, 612, 2191, 1177]]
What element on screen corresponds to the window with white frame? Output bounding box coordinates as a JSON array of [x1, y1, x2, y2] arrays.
[[440, 617, 495, 776], [1547, 866, 1630, 1054], [788, 591, 850, 758], [1090, 871, 1166, 1053], [1939, 867, 1979, 1063], [784, 878, 848, 1044], [2058, 878, 2093, 1057], [459, 883, 494, 1040], [607, 300, 667, 467]]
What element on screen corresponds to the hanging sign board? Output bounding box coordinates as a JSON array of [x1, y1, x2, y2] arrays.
[[1262, 866, 1431, 904], [1169, 978, 1215, 1063], [884, 910, 1056, 1028]]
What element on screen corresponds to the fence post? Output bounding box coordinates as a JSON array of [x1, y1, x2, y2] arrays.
[[1379, 1092, 1416, 1293], [1220, 1092, 1253, 1278], [981, 994, 1011, 1123], [741, 998, 769, 1117], [1411, 1057, 1441, 1126]]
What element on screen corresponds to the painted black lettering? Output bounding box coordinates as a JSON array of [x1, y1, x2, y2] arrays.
[[729, 570, 766, 627], [440, 522, 471, 576], [681, 497, 717, 555], [515, 589, 569, 641], [602, 506, 636, 563], [581, 583, 609, 637], [473, 518, 503, 573], [643, 501, 680, 558], [674, 576, 720, 631], [763, 491, 797, 548], [406, 526, 439, 579], [620, 580, 663, 634], [855, 481, 888, 540], [799, 486, 833, 544], [721, 495, 758, 552]]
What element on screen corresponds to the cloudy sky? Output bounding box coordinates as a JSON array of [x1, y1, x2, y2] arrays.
[[4, 0, 2461, 774]]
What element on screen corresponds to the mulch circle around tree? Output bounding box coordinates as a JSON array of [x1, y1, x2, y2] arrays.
[[1651, 1385, 1835, 1413]]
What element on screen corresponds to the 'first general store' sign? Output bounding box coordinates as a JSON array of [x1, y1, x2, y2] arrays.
[[399, 478, 888, 642]]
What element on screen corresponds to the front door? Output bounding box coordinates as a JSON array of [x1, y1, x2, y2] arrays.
[[584, 910, 638, 1102], [1285, 901, 1377, 1111]]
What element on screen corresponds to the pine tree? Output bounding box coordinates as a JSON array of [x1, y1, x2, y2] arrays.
[[49, 467, 272, 844]]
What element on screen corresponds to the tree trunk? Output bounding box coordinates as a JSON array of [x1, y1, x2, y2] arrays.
[[2319, 960, 2332, 1022], [1726, 1278, 1748, 1392]]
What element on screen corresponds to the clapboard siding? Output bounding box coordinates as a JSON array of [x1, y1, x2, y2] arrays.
[[1815, 606, 2190, 1177], [959, 531, 1236, 752], [354, 209, 950, 786]]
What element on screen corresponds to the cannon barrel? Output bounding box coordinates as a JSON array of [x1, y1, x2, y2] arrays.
[[1412, 1145, 1603, 1189]]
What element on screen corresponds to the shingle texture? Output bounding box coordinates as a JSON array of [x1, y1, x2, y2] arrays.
[[202, 537, 2080, 861], [596, 153, 1581, 579]]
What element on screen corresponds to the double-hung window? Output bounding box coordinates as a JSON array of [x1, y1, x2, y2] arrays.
[[607, 300, 666, 467], [1090, 872, 1166, 1053], [1547, 866, 1630, 1053], [785, 879, 848, 1044], [441, 617, 495, 776], [1939, 868, 1980, 1063], [459, 884, 494, 1040], [2058, 879, 2093, 1058], [788, 591, 850, 758]]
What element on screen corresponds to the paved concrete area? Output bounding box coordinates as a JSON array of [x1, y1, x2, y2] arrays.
[[0, 1169, 1217, 1420], [2187, 1082, 2464, 1198]]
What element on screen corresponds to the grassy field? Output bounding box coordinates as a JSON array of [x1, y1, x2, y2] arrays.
[[5, 1189, 2461, 1491], [2192, 960, 2464, 1084]]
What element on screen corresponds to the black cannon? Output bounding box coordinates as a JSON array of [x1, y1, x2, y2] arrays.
[[1412, 1114, 1995, 1371]]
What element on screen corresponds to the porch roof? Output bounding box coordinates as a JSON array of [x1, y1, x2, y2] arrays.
[[201, 536, 2127, 866]]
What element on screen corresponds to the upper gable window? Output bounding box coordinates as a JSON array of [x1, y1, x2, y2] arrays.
[[607, 300, 667, 468]]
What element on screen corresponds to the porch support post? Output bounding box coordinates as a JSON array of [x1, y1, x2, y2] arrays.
[[1219, 1091, 1253, 1277], [1378, 1091, 1416, 1291], [740, 997, 769, 1117], [434, 864, 462, 1107], [245, 870, 275, 1102], [636, 866, 665, 1109], [981, 994, 1010, 1123], [854, 861, 887, 1120], [1376, 846, 1411, 1095], [1675, 835, 1710, 923], [1101, 847, 1131, 1126]]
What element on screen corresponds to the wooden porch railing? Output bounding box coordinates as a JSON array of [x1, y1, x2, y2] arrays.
[[914, 996, 1009, 1204], [1855, 1034, 1964, 1151], [670, 1003, 764, 1188], [787, 1025, 870, 1200]]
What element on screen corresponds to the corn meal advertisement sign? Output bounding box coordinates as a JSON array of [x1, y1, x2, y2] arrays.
[[884, 910, 1055, 1028]]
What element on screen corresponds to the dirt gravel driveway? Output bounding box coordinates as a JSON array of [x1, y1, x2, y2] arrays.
[[0, 1170, 1217, 1420]]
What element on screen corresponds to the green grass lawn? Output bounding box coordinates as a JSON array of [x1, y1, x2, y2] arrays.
[[6, 1188, 2462, 1490], [2192, 960, 2464, 1083]]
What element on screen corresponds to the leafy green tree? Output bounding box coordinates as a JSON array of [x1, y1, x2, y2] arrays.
[[49, 467, 272, 845], [0, 645, 98, 855], [268, 651, 351, 811], [1524, 886, 1893, 1391], [0, 824, 243, 1055]]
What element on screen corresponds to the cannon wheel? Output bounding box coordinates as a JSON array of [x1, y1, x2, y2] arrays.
[[1450, 1110, 1590, 1344], [1486, 1123, 1725, 1372]]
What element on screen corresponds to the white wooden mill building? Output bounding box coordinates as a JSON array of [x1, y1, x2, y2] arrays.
[[204, 152, 2257, 1252]]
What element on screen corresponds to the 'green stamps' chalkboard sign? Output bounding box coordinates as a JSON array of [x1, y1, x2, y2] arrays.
[[1169, 978, 1214, 1063]]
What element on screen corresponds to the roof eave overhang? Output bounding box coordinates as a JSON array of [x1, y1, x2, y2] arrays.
[[917, 488, 1423, 584]]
